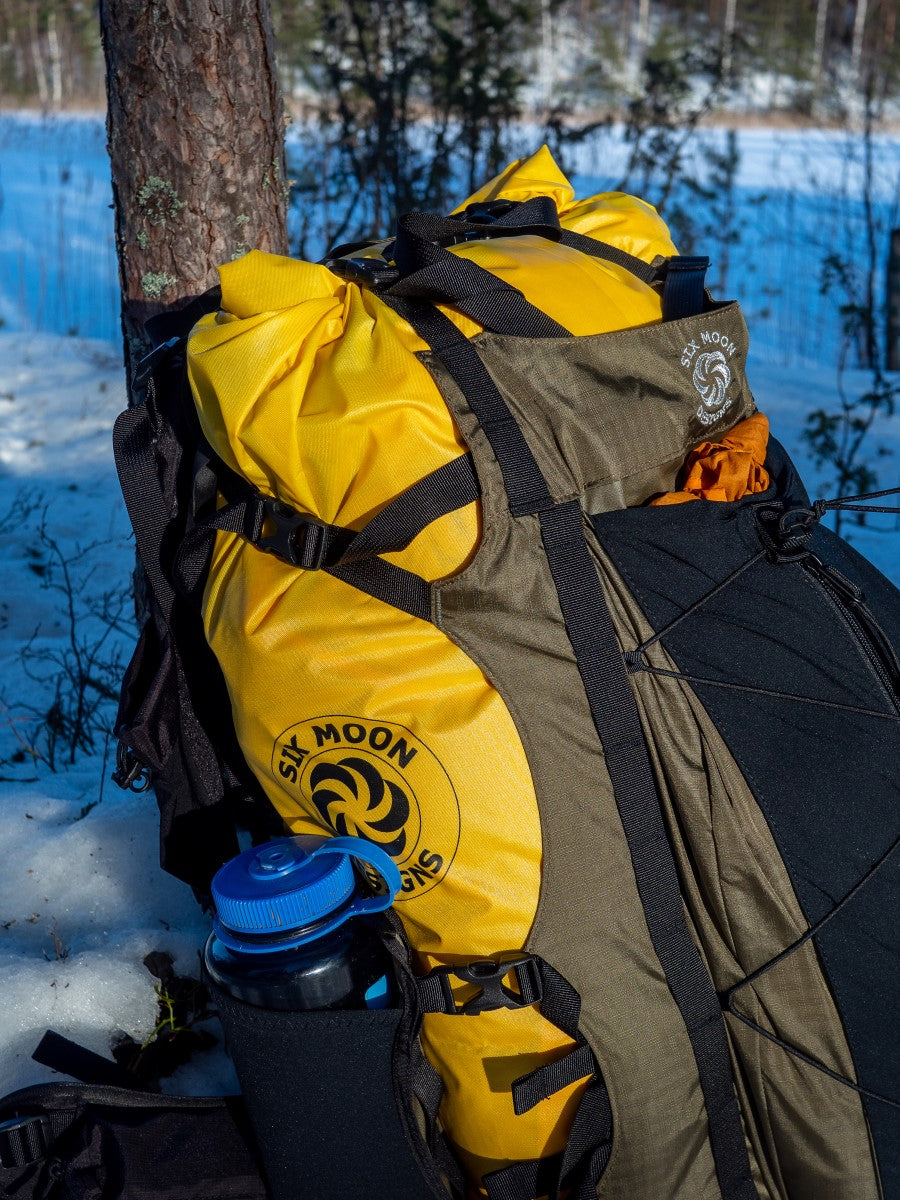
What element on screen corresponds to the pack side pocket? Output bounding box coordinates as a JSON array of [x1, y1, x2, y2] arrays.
[[208, 979, 454, 1200], [114, 618, 177, 776]]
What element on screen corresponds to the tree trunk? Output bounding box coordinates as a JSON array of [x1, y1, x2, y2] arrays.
[[812, 0, 828, 99], [721, 0, 737, 80], [99, 0, 289, 381], [851, 0, 868, 82]]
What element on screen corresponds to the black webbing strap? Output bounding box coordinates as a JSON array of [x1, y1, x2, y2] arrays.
[[660, 255, 710, 320], [194, 451, 479, 570], [388, 210, 570, 339], [177, 453, 479, 624], [339, 453, 480, 562], [113, 404, 177, 626], [511, 1043, 596, 1116], [557, 231, 709, 320], [393, 302, 757, 1200], [327, 557, 433, 623], [538, 500, 755, 1199], [482, 963, 609, 1200], [557, 228, 660, 286], [483, 1154, 563, 1200], [385, 298, 554, 517], [410, 1051, 466, 1197], [557, 1080, 613, 1199], [31, 1031, 139, 1092]]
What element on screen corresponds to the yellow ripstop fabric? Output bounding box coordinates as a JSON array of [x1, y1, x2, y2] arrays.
[[189, 147, 676, 1191]]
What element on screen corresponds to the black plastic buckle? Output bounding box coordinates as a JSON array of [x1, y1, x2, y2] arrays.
[[326, 256, 400, 290], [664, 254, 710, 275], [0, 1113, 51, 1169], [455, 200, 517, 224], [257, 499, 330, 570], [437, 956, 543, 1015], [132, 336, 182, 390]]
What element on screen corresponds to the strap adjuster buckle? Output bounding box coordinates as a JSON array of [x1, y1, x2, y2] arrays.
[[0, 1113, 51, 1169], [258, 499, 330, 569], [132, 336, 182, 390], [435, 955, 543, 1015]]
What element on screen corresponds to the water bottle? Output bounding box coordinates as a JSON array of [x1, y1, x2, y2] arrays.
[[204, 834, 402, 1011], [203, 835, 435, 1200]]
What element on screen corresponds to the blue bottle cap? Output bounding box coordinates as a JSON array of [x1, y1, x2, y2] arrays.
[[211, 835, 402, 954]]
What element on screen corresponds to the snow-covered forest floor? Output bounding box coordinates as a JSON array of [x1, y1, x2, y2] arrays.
[[0, 113, 898, 1101]]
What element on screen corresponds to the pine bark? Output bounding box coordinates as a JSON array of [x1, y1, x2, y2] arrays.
[[99, 0, 289, 380]]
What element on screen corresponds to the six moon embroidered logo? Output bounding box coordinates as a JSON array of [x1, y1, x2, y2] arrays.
[[680, 328, 738, 426], [271, 716, 460, 898]]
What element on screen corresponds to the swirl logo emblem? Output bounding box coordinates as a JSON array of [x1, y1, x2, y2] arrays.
[[271, 716, 460, 898], [693, 350, 731, 411], [309, 757, 411, 858], [681, 330, 737, 427]]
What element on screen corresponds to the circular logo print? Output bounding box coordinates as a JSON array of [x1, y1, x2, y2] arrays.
[[271, 716, 460, 898], [693, 350, 731, 411]]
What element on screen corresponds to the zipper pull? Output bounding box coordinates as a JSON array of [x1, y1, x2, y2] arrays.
[[815, 559, 865, 605]]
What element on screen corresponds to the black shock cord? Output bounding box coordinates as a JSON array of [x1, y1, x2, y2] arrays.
[[621, 482, 900, 1106], [723, 825, 900, 1109]]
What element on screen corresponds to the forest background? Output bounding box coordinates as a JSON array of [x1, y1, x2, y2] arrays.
[[0, 0, 899, 1098]]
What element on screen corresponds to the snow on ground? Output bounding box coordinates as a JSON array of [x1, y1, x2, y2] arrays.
[[0, 115, 898, 1102], [0, 332, 235, 1098]]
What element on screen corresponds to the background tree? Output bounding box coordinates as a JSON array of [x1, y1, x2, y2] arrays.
[[98, 0, 289, 379], [274, 0, 541, 257]]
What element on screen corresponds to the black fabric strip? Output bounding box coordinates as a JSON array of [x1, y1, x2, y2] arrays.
[[112, 405, 176, 625], [383, 299, 554, 517], [395, 201, 562, 261], [539, 500, 756, 1200], [483, 1153, 563, 1200], [389, 260, 569, 338], [327, 557, 432, 623], [558, 1079, 613, 1198], [388, 209, 570, 338], [32, 1031, 139, 1091], [412, 1053, 444, 1123], [512, 1042, 596, 1115], [341, 454, 480, 562], [661, 256, 710, 321], [190, 452, 479, 572], [0, 1114, 50, 1169], [535, 961, 582, 1039], [557, 229, 659, 285]]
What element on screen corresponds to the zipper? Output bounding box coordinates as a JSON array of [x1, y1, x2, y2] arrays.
[[803, 555, 900, 713]]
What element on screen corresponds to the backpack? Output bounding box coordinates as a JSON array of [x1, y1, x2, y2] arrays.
[[107, 146, 900, 1200]]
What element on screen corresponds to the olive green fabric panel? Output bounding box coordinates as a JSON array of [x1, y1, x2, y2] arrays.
[[467, 302, 756, 509], [590, 536, 880, 1200], [428, 366, 724, 1200]]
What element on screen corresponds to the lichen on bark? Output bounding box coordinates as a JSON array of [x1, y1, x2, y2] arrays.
[[99, 0, 288, 382]]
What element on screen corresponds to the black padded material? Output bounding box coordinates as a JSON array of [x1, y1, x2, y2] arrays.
[[592, 440, 900, 1193], [0, 1080, 265, 1200], [209, 983, 438, 1200]]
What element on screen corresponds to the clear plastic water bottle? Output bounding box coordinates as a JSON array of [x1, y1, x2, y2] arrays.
[[204, 834, 402, 1012]]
